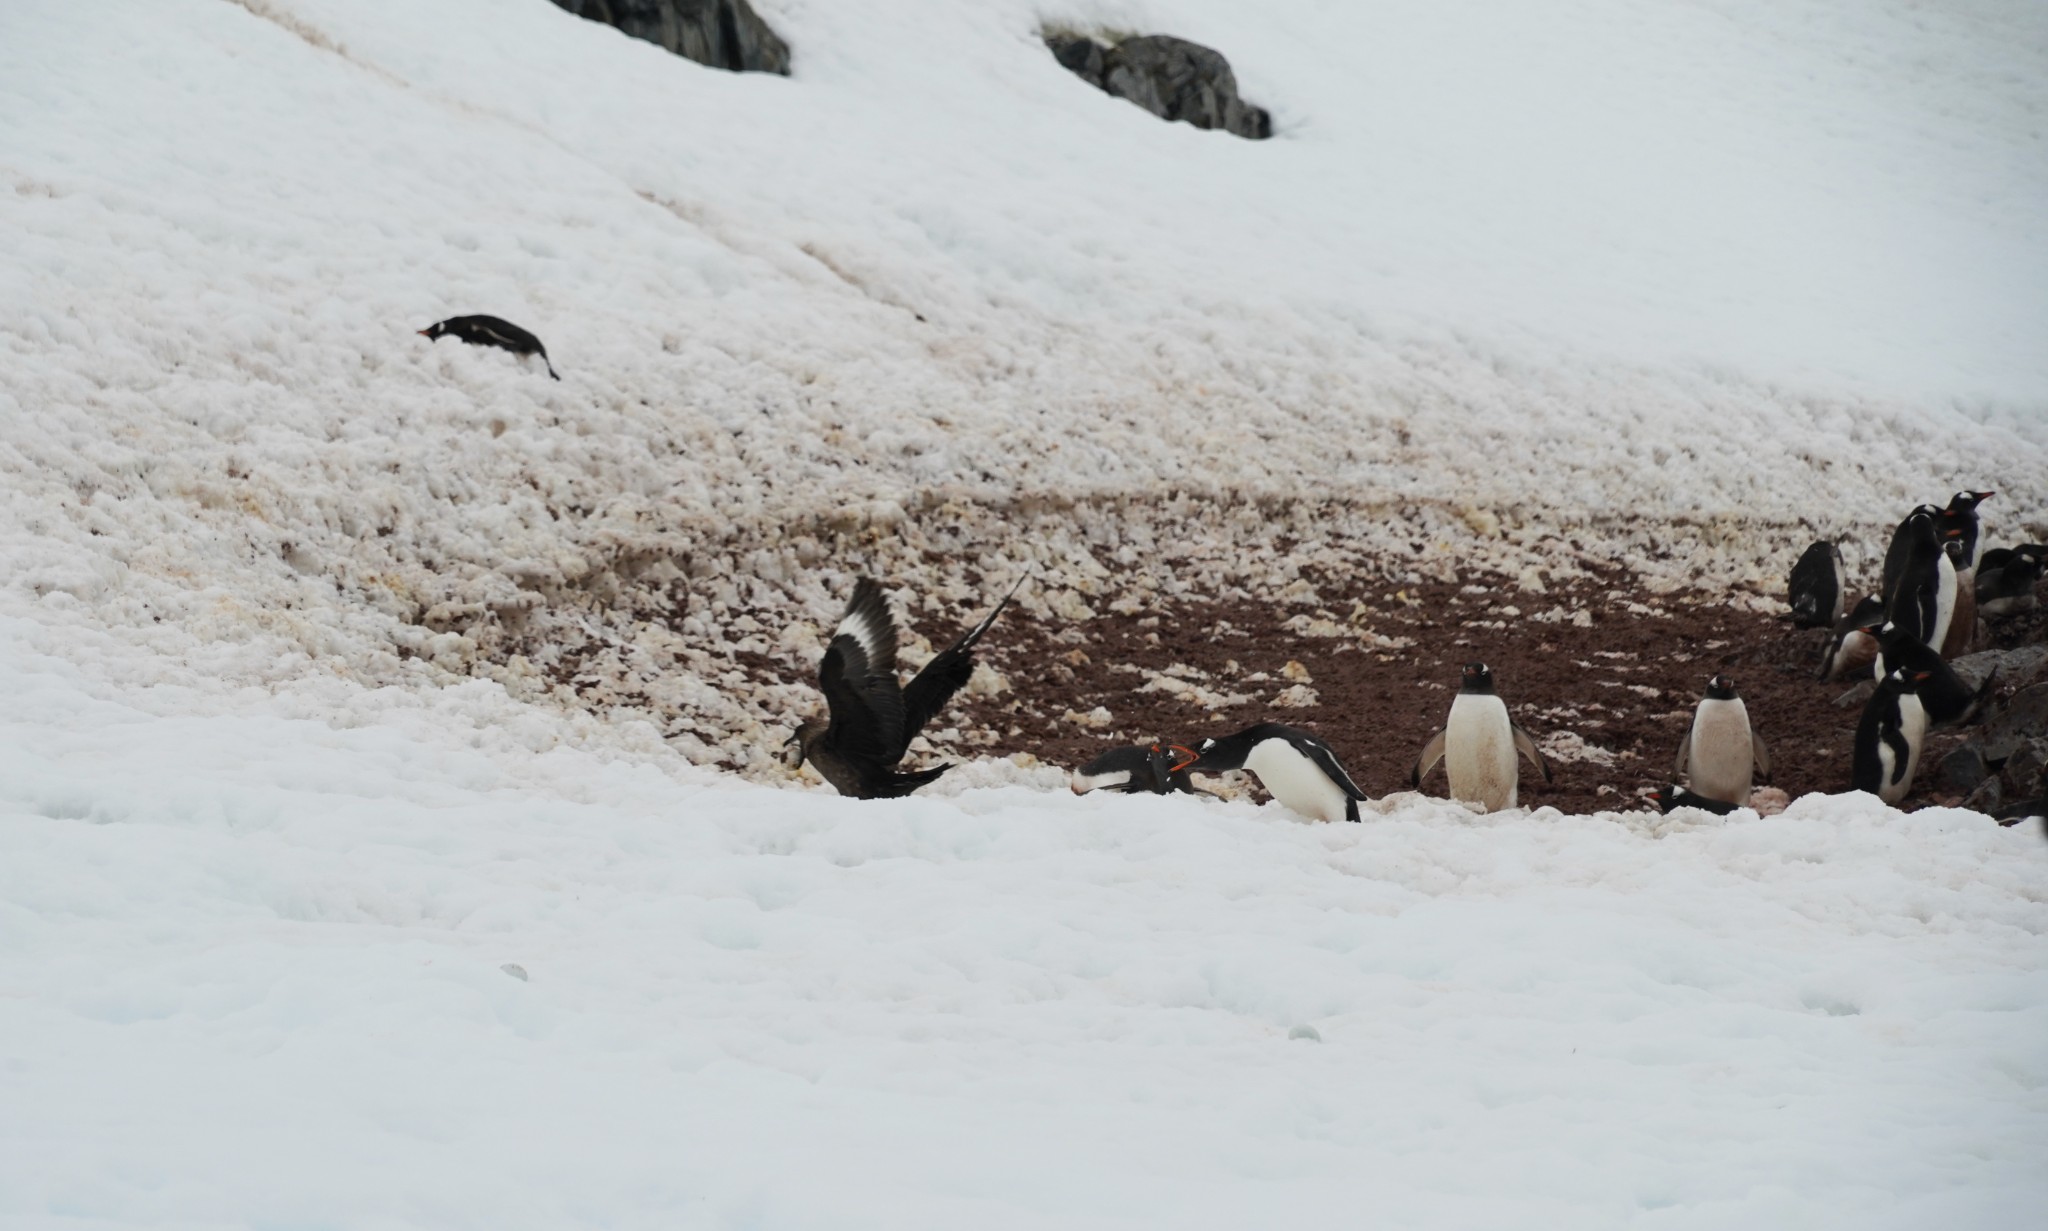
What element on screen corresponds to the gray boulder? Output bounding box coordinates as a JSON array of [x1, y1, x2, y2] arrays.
[[1047, 32, 1272, 140], [553, 0, 791, 75]]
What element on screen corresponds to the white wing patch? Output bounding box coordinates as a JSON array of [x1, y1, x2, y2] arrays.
[[835, 600, 892, 669]]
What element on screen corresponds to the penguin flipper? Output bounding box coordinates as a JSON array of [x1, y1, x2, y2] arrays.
[[1304, 739, 1369, 801], [1672, 733, 1690, 780], [1512, 722, 1552, 783], [1880, 725, 1913, 790], [1750, 730, 1773, 782], [1411, 728, 1446, 788]]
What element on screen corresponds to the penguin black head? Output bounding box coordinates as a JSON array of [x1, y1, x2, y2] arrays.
[[1945, 490, 1993, 515], [417, 321, 447, 340], [1459, 662, 1496, 694], [1943, 538, 1967, 561], [1704, 674, 1738, 700], [1159, 741, 1198, 773]]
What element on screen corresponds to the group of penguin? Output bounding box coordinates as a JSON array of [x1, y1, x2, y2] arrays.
[[429, 319, 2034, 821], [780, 576, 1768, 823], [1798, 490, 2043, 809], [785, 486, 2042, 823]]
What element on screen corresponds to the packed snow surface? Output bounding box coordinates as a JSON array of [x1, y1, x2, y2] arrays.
[[2, 3, 2047, 1221], [3, 629, 2046, 1227]]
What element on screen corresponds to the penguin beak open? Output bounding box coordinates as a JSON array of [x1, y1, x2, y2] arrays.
[[1164, 744, 1199, 774]]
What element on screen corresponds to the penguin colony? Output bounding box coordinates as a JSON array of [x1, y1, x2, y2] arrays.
[[783, 487, 2041, 827], [399, 324, 2038, 822]]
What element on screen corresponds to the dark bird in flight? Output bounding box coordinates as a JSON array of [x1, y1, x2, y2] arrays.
[[419, 314, 560, 379], [787, 575, 1024, 798]]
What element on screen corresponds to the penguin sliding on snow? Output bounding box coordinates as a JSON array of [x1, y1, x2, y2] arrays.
[[1184, 723, 1369, 823], [1672, 675, 1771, 808], [1649, 785, 1740, 817], [1070, 742, 1212, 797], [1786, 541, 1847, 629], [785, 574, 1023, 799], [1817, 594, 1885, 681], [1412, 662, 1552, 813], [1852, 667, 1932, 806], [419, 314, 561, 380]]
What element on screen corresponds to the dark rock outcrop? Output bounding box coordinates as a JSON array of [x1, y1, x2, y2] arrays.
[[1046, 32, 1271, 140], [554, 0, 790, 75]]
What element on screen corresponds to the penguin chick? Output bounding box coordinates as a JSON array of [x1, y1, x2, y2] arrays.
[[420, 314, 561, 380], [1672, 674, 1770, 807], [1649, 784, 1741, 816], [1070, 742, 1212, 797], [1186, 723, 1369, 822], [1851, 668, 1931, 806], [787, 574, 1023, 798], [1412, 662, 1552, 813], [1817, 595, 1885, 681], [1975, 545, 2046, 617], [1786, 541, 1847, 629]]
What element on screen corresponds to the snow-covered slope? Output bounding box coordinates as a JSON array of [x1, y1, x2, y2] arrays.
[[2, 0, 2045, 740], [4, 3, 2048, 1221], [3, 627, 2045, 1227]]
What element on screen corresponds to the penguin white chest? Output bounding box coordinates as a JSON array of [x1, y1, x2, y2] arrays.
[[1877, 695, 1928, 806], [1244, 739, 1349, 823], [1445, 694, 1518, 812], [1686, 698, 1754, 806], [1927, 553, 1957, 651]]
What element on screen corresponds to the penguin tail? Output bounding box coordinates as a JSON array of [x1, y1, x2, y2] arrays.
[[546, 360, 561, 380]]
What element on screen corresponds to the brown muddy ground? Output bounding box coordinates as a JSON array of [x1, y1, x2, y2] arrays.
[[942, 567, 2046, 815]]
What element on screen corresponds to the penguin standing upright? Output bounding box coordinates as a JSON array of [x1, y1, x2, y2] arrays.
[[1881, 503, 1943, 604], [1185, 723, 1369, 822], [1412, 662, 1552, 812], [1787, 541, 1847, 629], [1939, 539, 1978, 657], [1672, 675, 1771, 807], [1817, 594, 1885, 681], [1852, 668, 1932, 806], [1883, 509, 1954, 652]]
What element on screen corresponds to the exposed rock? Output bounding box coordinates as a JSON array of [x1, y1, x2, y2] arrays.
[[553, 0, 790, 75], [1981, 683, 2048, 762], [1952, 644, 2048, 692], [1045, 32, 1272, 140], [2003, 738, 2048, 798], [1833, 679, 1876, 709], [1963, 776, 2002, 814], [1939, 744, 1989, 793]]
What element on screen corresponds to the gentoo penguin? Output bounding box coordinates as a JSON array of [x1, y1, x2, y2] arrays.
[[1185, 723, 1369, 822], [1880, 503, 1943, 605], [1786, 541, 1847, 629], [1882, 508, 1954, 653], [1412, 662, 1552, 813], [1939, 539, 1978, 657], [1976, 545, 2047, 617], [419, 314, 561, 380], [1070, 742, 1211, 796], [786, 574, 1023, 798], [1936, 490, 1994, 572], [1816, 594, 1885, 681], [1672, 675, 1771, 807], [1649, 785, 1740, 816], [1869, 621, 1997, 728], [1851, 668, 1931, 806]]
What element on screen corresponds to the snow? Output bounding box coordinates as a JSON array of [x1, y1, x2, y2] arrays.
[[3, 0, 2048, 1222], [3, 626, 2046, 1226]]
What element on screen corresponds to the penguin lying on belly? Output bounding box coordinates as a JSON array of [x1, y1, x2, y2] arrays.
[[419, 314, 561, 380], [1184, 723, 1369, 823], [1070, 742, 1214, 797], [1412, 662, 1552, 812]]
